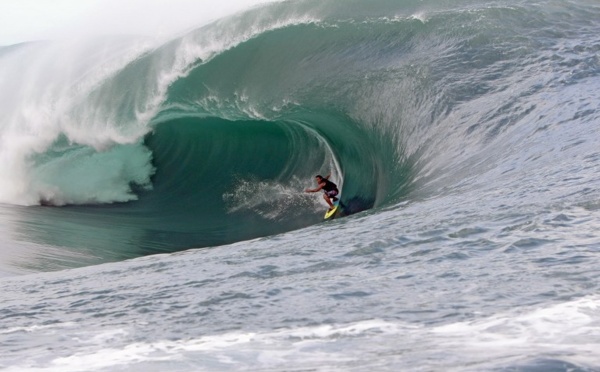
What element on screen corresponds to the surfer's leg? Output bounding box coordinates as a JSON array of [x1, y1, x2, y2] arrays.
[[322, 193, 334, 208], [330, 190, 339, 202]]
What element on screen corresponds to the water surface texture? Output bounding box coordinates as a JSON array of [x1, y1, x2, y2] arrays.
[[1, 0, 600, 370]]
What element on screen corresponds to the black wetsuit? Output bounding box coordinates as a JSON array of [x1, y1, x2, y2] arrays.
[[322, 179, 339, 198]]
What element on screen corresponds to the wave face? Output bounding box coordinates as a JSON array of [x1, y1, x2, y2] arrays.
[[0, 0, 599, 264]]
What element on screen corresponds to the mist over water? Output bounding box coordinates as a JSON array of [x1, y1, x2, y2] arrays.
[[1, 0, 600, 370]]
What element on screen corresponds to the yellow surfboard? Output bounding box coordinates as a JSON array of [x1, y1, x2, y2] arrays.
[[324, 201, 340, 220]]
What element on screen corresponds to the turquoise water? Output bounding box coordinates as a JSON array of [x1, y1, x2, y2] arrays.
[[1, 0, 600, 370]]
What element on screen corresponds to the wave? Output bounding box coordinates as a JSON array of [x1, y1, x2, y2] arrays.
[[1, 0, 599, 257]]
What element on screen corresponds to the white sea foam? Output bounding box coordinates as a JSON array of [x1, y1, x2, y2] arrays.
[[0, 38, 156, 205], [7, 297, 598, 371], [430, 295, 600, 369]]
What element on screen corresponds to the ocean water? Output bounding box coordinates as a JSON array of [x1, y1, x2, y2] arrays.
[[1, 0, 600, 370]]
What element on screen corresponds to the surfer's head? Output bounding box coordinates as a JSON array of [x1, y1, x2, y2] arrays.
[[315, 175, 323, 182]]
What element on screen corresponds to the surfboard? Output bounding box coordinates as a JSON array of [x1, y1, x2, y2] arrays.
[[324, 200, 340, 220]]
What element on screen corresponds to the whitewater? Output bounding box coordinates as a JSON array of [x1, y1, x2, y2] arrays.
[[1, 0, 599, 370]]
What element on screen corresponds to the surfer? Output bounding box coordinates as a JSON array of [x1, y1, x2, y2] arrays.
[[305, 174, 339, 210]]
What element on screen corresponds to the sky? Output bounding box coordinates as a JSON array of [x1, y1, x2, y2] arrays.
[[0, 0, 280, 45]]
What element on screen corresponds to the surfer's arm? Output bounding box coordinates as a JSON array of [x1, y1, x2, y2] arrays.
[[305, 182, 325, 193], [305, 185, 322, 193]]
